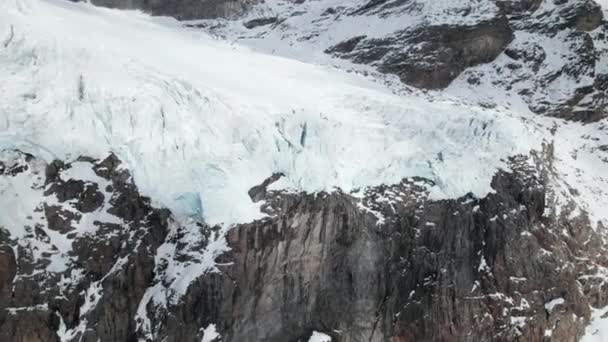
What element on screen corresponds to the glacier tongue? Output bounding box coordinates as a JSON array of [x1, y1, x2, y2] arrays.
[[0, 0, 605, 227]]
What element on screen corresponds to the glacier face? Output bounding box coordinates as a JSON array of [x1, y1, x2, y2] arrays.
[[0, 0, 607, 230]]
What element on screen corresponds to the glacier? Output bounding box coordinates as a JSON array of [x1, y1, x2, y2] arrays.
[[1, 0, 607, 230]]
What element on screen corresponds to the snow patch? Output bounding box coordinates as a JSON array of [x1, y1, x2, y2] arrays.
[[309, 331, 332, 342], [545, 297, 565, 312], [582, 306, 608, 342], [201, 324, 221, 342]]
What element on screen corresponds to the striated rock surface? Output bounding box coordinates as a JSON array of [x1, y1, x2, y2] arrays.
[[2, 147, 608, 341], [326, 15, 513, 89], [199, 153, 607, 342], [79, 0, 257, 20]]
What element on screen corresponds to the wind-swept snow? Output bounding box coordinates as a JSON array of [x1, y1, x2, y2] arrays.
[[1, 0, 607, 229]]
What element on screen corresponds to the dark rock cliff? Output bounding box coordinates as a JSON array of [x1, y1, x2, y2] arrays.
[[326, 15, 514, 89], [1, 147, 606, 341], [75, 0, 257, 20]]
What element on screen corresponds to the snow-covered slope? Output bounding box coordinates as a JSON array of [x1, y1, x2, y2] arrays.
[[189, 0, 607, 120], [1, 0, 608, 227], [4, 0, 598, 227], [185, 0, 502, 64]]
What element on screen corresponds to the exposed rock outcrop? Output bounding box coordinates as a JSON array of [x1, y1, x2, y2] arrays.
[[0, 151, 170, 342], [326, 15, 513, 89], [2, 149, 606, 341], [81, 0, 257, 20]]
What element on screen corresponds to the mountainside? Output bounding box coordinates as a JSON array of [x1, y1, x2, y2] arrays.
[[185, 0, 608, 122], [1, 0, 608, 341]]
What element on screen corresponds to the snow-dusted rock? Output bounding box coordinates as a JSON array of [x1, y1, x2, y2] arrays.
[[186, 0, 607, 121], [2, 148, 607, 341]]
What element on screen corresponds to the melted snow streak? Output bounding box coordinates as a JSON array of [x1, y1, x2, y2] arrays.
[[0, 0, 607, 231]]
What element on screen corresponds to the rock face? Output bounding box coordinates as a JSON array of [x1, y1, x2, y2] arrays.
[[195, 153, 606, 342], [326, 15, 513, 89], [2, 148, 607, 341], [0, 151, 170, 342], [82, 0, 257, 20]]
